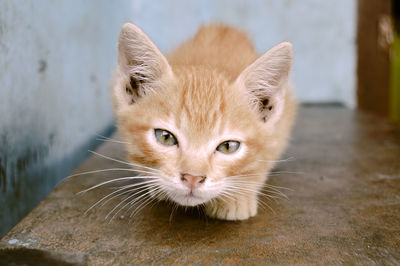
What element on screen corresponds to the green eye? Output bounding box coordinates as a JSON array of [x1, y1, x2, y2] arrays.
[[154, 129, 178, 146], [216, 141, 240, 154]]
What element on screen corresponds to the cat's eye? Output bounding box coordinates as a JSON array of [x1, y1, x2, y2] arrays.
[[216, 141, 240, 154], [154, 129, 178, 146]]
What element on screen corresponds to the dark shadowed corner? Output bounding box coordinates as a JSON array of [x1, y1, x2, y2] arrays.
[[0, 125, 115, 238]]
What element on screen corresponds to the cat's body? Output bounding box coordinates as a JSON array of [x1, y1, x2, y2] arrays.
[[111, 23, 296, 220]]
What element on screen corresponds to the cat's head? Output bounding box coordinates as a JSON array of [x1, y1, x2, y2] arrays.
[[111, 23, 293, 206]]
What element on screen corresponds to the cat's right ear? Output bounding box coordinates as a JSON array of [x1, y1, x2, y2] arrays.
[[235, 42, 293, 127], [114, 23, 173, 107]]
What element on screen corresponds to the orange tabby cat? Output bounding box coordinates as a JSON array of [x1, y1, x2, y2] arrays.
[[111, 23, 296, 220]]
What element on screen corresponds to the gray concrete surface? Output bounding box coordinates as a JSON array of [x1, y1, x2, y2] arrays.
[[1, 106, 399, 265]]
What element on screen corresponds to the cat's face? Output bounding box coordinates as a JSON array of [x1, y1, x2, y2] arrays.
[[112, 23, 293, 207], [118, 68, 271, 206]]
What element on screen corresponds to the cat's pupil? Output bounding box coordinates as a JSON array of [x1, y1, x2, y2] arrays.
[[225, 142, 231, 150], [162, 132, 170, 141]]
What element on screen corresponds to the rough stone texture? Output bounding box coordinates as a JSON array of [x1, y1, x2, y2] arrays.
[[1, 106, 399, 265]]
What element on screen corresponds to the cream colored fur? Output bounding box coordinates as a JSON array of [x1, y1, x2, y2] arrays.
[[111, 23, 297, 220]]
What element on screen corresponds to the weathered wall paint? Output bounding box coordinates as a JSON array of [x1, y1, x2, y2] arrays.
[[131, 0, 357, 107], [0, 1, 133, 237]]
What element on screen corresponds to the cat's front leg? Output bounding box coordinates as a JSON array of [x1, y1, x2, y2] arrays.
[[205, 192, 258, 221]]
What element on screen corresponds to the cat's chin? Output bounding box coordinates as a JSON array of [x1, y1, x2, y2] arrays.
[[171, 194, 209, 207]]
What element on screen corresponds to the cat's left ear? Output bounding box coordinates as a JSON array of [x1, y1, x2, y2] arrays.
[[235, 42, 293, 126], [115, 23, 173, 107]]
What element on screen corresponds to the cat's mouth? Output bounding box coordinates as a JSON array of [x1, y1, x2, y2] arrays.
[[162, 179, 223, 207], [172, 192, 208, 207], [186, 192, 201, 199]]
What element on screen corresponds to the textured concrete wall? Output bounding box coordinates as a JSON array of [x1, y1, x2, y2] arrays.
[[131, 0, 357, 106], [0, 1, 133, 237]]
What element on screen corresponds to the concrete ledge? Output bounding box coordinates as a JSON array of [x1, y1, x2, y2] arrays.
[[1, 106, 400, 264]]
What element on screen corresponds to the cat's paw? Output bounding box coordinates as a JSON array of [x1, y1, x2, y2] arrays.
[[205, 195, 258, 221]]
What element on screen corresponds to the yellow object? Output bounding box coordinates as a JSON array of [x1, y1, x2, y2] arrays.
[[390, 32, 400, 123]]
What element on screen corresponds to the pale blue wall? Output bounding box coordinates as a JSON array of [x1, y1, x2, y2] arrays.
[[131, 0, 357, 106], [0, 0, 133, 237]]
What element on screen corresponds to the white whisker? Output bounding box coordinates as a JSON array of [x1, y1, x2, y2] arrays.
[[128, 188, 161, 218], [85, 180, 159, 214], [256, 157, 296, 163], [95, 134, 129, 144], [269, 171, 304, 175], [224, 185, 288, 200], [85, 186, 135, 215], [219, 192, 235, 202], [169, 201, 179, 222], [77, 175, 156, 195], [116, 186, 160, 220], [257, 198, 275, 214], [225, 179, 293, 192], [263, 183, 294, 191], [105, 187, 152, 221], [225, 173, 260, 179], [68, 168, 144, 179], [96, 138, 128, 144], [89, 150, 160, 173]]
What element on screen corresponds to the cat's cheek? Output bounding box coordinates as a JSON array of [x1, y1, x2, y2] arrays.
[[199, 181, 225, 200], [127, 138, 161, 166]]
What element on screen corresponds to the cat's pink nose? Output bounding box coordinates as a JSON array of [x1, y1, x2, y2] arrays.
[[181, 173, 206, 189]]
